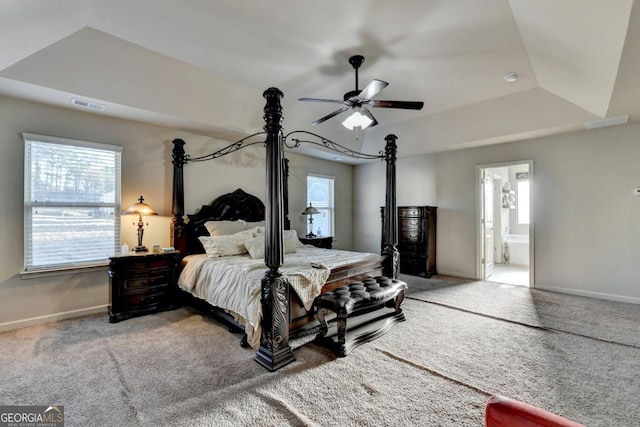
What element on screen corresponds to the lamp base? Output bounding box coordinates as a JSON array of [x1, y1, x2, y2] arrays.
[[134, 245, 148, 252], [306, 232, 317, 239]]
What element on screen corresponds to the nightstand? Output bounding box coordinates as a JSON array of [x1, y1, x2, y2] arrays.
[[299, 236, 333, 249], [108, 251, 181, 323]]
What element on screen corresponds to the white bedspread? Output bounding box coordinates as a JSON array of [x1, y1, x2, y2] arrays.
[[178, 246, 382, 348]]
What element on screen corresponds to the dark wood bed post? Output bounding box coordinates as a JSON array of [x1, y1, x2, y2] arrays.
[[382, 134, 399, 279], [283, 158, 290, 230], [254, 87, 295, 371], [171, 138, 187, 254]]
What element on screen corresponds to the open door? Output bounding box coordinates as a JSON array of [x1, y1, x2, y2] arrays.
[[481, 170, 495, 279], [478, 161, 534, 287]]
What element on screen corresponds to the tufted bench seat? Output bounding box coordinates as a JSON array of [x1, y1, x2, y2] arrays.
[[314, 276, 407, 356]]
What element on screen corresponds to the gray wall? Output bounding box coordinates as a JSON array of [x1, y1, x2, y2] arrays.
[[0, 95, 353, 330], [354, 123, 640, 303], [5, 91, 639, 329]]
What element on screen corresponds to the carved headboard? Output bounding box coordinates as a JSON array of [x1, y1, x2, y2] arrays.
[[183, 188, 265, 255]]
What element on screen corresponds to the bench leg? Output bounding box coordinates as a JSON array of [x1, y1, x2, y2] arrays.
[[336, 313, 348, 345], [317, 308, 329, 337], [384, 289, 406, 313], [394, 290, 405, 313]]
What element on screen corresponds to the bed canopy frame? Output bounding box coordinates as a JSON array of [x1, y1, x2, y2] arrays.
[[170, 87, 399, 371]]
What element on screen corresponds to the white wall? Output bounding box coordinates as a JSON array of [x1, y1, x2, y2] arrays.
[[508, 164, 530, 236], [0, 95, 353, 330], [178, 136, 354, 249], [353, 153, 438, 252], [354, 124, 640, 303]]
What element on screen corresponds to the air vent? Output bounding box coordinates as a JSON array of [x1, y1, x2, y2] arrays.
[[584, 114, 628, 130], [70, 98, 106, 111]]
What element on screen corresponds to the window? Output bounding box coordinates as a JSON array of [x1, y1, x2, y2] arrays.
[[517, 179, 530, 225], [306, 174, 334, 237], [23, 133, 122, 271]]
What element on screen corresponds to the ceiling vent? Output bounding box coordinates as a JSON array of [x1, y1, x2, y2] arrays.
[[584, 114, 628, 130], [70, 98, 106, 111]]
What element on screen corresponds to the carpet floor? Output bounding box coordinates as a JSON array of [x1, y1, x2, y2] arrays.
[[0, 275, 638, 426]]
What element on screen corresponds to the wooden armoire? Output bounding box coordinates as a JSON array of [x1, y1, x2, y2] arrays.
[[385, 206, 437, 277]]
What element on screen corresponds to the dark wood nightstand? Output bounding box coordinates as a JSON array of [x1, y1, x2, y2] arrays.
[[108, 251, 181, 323], [299, 236, 333, 249]]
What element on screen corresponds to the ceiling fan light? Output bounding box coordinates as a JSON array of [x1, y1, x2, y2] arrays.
[[342, 111, 373, 130]]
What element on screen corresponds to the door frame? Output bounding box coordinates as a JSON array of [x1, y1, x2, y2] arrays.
[[476, 160, 535, 287], [480, 169, 497, 279]]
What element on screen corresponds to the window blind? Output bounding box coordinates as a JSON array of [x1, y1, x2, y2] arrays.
[[23, 133, 122, 271], [306, 174, 334, 237]]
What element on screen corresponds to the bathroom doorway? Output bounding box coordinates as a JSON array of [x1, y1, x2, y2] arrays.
[[477, 161, 533, 287]]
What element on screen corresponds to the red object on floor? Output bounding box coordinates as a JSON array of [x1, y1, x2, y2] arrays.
[[485, 395, 584, 427]]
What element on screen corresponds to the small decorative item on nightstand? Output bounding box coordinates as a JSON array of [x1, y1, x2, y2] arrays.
[[299, 235, 333, 249], [108, 250, 180, 322]]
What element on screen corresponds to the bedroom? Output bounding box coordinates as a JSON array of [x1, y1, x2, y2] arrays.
[[0, 0, 638, 327], [1, 1, 640, 425]]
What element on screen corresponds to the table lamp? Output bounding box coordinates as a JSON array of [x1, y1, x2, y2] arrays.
[[301, 204, 320, 238], [122, 195, 158, 252]]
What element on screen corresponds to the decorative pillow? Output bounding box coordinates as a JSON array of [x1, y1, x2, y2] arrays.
[[253, 228, 303, 247], [284, 229, 304, 248], [284, 235, 299, 253], [204, 220, 246, 237], [242, 234, 298, 259], [245, 221, 266, 230], [198, 236, 216, 255], [199, 229, 255, 257], [242, 236, 265, 259]]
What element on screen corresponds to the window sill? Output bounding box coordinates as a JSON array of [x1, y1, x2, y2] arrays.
[[20, 263, 109, 279]]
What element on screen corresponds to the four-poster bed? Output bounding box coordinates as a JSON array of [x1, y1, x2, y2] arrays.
[[170, 87, 400, 371]]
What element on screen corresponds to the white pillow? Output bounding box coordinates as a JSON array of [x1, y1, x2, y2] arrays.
[[255, 227, 303, 247], [242, 236, 265, 259], [245, 221, 266, 230], [204, 220, 246, 237], [284, 229, 304, 248], [199, 229, 255, 257], [242, 235, 298, 259]]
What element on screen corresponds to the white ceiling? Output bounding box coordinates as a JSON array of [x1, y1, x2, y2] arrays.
[[1, 0, 638, 162]]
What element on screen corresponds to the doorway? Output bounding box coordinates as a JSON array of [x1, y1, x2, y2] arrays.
[[477, 161, 533, 287]]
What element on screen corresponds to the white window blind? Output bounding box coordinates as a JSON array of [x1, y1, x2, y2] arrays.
[[306, 174, 334, 237], [23, 133, 122, 271]]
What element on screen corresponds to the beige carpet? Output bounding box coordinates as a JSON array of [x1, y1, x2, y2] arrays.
[[1, 275, 639, 426], [404, 274, 640, 347]]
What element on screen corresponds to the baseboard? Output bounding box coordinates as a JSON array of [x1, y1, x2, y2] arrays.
[[534, 285, 640, 305], [0, 305, 108, 333], [433, 269, 477, 280]]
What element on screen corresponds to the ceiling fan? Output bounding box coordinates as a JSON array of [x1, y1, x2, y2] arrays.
[[299, 55, 424, 130]]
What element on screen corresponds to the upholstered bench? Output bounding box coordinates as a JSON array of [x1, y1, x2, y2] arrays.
[[314, 276, 407, 356]]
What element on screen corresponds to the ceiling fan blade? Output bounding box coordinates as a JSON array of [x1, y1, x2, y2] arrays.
[[369, 100, 424, 110], [299, 97, 345, 104], [361, 108, 379, 128], [310, 106, 350, 126], [357, 79, 389, 101]]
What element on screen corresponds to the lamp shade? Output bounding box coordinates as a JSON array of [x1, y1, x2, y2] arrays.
[[122, 195, 158, 216], [301, 205, 320, 215], [342, 110, 374, 130]]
